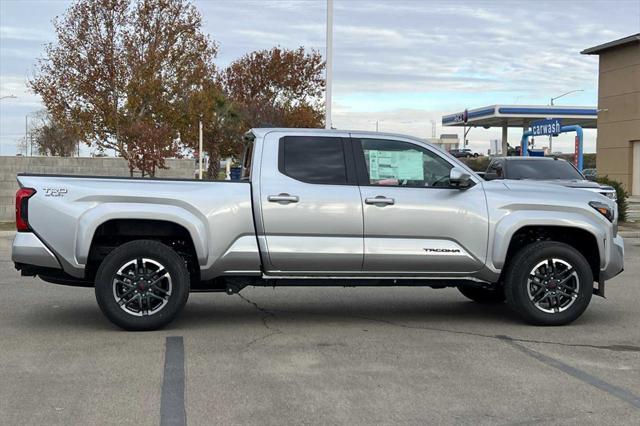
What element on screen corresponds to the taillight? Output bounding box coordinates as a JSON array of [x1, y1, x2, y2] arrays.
[[15, 188, 36, 232]]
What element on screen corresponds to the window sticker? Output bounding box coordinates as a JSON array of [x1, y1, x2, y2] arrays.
[[368, 150, 424, 180]]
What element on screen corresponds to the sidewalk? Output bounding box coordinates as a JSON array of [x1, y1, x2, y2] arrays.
[[619, 222, 640, 239]]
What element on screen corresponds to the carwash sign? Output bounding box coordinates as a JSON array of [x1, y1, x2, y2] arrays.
[[531, 118, 562, 136]]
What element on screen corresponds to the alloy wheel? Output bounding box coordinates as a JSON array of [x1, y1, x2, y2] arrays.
[[112, 258, 173, 317], [527, 258, 580, 314]]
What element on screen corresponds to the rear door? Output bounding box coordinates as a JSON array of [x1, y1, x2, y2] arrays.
[[352, 136, 488, 274], [259, 131, 363, 274]]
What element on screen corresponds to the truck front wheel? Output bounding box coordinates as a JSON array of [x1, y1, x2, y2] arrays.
[[504, 241, 593, 326], [94, 240, 190, 331]]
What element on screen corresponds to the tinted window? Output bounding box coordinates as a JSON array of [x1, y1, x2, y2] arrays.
[[360, 139, 453, 187], [508, 160, 583, 180], [280, 136, 347, 184], [241, 142, 253, 180]]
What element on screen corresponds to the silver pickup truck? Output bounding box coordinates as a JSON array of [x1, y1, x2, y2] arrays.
[[12, 128, 624, 330]]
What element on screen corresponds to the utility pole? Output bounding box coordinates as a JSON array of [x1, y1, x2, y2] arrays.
[[324, 0, 333, 129], [198, 119, 203, 180]]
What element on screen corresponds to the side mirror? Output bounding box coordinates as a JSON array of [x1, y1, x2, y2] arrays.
[[449, 167, 472, 189]]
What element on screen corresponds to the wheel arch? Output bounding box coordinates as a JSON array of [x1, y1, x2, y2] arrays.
[[499, 225, 601, 281], [83, 218, 204, 281]]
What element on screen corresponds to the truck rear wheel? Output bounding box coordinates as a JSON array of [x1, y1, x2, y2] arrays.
[[94, 240, 190, 331], [504, 241, 593, 326], [457, 285, 505, 303]]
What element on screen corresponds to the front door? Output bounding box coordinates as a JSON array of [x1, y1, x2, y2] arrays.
[[352, 137, 488, 274], [259, 132, 363, 273]]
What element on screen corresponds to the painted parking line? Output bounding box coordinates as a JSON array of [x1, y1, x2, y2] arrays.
[[161, 336, 186, 426], [499, 336, 640, 410]]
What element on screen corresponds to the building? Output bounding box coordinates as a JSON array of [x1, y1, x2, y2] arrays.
[[582, 33, 640, 195], [427, 133, 460, 151]]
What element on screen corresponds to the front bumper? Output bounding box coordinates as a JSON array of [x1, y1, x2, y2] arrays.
[[12, 232, 61, 269], [600, 234, 624, 281]]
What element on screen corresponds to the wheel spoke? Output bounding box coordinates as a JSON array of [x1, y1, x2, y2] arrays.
[[149, 272, 169, 287], [558, 290, 577, 299], [147, 292, 167, 302], [547, 259, 555, 274], [150, 285, 169, 296], [535, 292, 550, 304], [556, 267, 574, 280], [114, 274, 135, 289], [119, 292, 139, 306], [531, 286, 546, 301]]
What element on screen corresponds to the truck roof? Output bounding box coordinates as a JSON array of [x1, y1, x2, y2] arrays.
[[247, 127, 430, 143], [493, 156, 566, 161]]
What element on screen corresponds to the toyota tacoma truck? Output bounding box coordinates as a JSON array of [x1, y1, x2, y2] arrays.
[[12, 128, 624, 330]]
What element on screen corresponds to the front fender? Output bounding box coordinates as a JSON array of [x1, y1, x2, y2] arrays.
[[76, 203, 209, 265], [490, 209, 606, 271]]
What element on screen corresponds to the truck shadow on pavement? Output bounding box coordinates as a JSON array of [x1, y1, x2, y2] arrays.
[[11, 291, 610, 333]]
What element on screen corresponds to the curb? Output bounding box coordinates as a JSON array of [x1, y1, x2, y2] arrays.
[[619, 231, 640, 239], [0, 231, 15, 237]]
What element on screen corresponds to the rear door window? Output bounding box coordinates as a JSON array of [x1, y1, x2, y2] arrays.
[[279, 136, 349, 185]]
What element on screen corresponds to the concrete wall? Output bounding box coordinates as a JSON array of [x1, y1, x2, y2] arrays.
[[0, 156, 195, 222], [595, 42, 640, 194]]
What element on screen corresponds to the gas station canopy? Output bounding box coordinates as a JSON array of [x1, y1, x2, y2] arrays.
[[442, 105, 597, 129]]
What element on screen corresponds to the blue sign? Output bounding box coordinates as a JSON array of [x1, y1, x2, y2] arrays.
[[531, 118, 562, 136]]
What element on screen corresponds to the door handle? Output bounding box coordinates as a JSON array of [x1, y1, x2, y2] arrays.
[[365, 196, 395, 206], [268, 193, 299, 203]]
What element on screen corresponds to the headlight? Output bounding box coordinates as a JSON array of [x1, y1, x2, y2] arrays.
[[604, 191, 617, 201], [589, 201, 614, 222]]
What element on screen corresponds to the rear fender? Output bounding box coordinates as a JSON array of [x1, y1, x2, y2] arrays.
[[76, 203, 208, 265]]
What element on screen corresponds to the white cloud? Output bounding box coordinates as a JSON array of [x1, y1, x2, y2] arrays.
[[0, 26, 52, 42]]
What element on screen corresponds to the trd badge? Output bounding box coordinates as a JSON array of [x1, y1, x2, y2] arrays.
[[43, 188, 68, 197]]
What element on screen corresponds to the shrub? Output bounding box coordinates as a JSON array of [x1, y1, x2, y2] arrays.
[[459, 156, 491, 172], [597, 176, 628, 222]]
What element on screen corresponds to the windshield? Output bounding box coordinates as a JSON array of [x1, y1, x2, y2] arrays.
[[508, 160, 583, 180]]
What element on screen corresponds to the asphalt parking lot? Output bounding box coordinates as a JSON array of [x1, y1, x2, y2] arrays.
[[1, 232, 639, 425]]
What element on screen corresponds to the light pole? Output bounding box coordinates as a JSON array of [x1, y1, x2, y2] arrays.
[[324, 0, 333, 129], [549, 89, 583, 152]]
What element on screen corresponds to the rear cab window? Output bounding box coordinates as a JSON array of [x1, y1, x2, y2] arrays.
[[278, 136, 354, 185]]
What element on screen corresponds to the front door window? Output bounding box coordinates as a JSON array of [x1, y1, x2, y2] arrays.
[[360, 139, 453, 187]]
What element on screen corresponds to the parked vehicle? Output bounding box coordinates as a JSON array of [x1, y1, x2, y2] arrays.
[[484, 157, 616, 200], [582, 168, 598, 181], [449, 148, 480, 158], [13, 129, 624, 330]]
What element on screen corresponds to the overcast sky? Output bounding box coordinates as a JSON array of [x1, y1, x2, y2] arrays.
[[1, 0, 639, 156]]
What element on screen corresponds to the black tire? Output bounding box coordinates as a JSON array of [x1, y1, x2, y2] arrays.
[[473, 153, 479, 158], [458, 285, 505, 303], [95, 240, 190, 331], [504, 241, 593, 326]]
